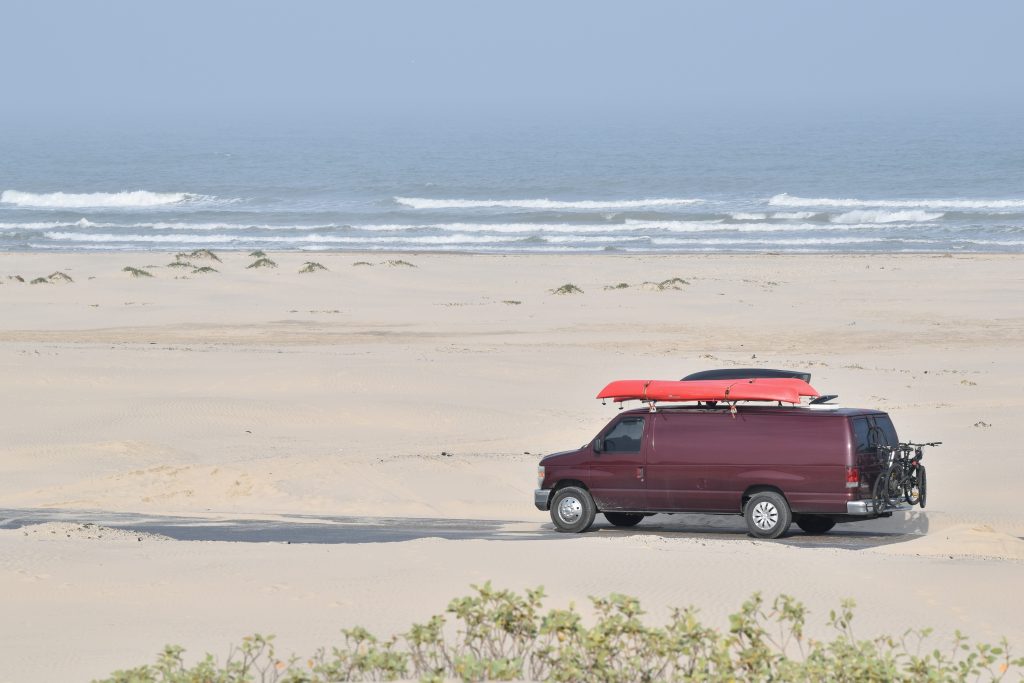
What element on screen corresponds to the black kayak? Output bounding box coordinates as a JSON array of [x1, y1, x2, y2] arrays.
[[681, 368, 812, 383]]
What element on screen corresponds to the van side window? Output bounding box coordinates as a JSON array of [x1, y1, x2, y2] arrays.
[[852, 418, 871, 453], [603, 417, 645, 452]]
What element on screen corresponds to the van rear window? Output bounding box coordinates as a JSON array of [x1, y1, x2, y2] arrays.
[[873, 414, 898, 446], [851, 417, 872, 453]]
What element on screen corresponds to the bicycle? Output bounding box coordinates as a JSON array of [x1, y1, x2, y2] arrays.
[[872, 441, 940, 513]]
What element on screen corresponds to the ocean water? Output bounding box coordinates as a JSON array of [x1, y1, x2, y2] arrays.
[[2, 113, 1023, 254]]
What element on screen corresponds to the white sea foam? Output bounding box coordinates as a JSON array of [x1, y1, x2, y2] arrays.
[[42, 232, 527, 245], [770, 193, 1024, 210], [623, 220, 884, 233], [831, 210, 943, 224], [394, 197, 702, 210], [543, 235, 647, 243], [772, 211, 818, 220], [731, 213, 767, 220], [650, 236, 927, 246], [1, 189, 225, 209]]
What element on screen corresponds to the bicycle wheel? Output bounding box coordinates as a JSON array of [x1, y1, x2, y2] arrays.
[[872, 471, 889, 514], [918, 465, 927, 509], [904, 466, 921, 506]]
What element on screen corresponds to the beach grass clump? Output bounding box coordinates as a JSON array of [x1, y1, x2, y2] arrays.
[[385, 259, 416, 267], [246, 257, 278, 269], [8, 275, 25, 282], [47, 271, 74, 283], [166, 260, 193, 269], [30, 277, 50, 285], [551, 283, 583, 295], [502, 300, 522, 305], [606, 281, 630, 290], [248, 250, 267, 258], [352, 261, 374, 267], [177, 249, 221, 262], [95, 584, 1023, 683], [191, 266, 218, 274], [122, 266, 153, 278], [647, 277, 690, 291], [299, 261, 328, 273]]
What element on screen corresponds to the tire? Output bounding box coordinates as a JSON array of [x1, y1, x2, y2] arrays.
[[744, 491, 792, 539], [550, 486, 597, 533], [795, 515, 836, 535], [904, 466, 922, 506], [918, 465, 927, 509], [872, 472, 889, 514], [604, 512, 644, 527]]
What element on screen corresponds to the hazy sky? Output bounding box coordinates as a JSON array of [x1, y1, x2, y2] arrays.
[[3, 1, 1023, 128]]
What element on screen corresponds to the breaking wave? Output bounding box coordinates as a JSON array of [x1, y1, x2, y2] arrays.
[[394, 197, 702, 210], [1, 190, 226, 209], [770, 193, 1024, 210], [831, 210, 944, 224], [42, 232, 531, 245], [771, 211, 818, 220]]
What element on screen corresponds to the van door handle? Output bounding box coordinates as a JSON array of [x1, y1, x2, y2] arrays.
[[636, 466, 645, 481]]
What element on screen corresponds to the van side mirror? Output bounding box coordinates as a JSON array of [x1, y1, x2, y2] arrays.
[[593, 437, 604, 453]]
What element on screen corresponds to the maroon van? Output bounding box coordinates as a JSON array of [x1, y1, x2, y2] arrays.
[[534, 404, 903, 538]]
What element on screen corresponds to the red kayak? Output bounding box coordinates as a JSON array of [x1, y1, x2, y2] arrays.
[[597, 378, 819, 404]]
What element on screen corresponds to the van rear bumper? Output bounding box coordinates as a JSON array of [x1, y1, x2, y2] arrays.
[[847, 500, 876, 515], [534, 489, 552, 511], [847, 500, 910, 515]]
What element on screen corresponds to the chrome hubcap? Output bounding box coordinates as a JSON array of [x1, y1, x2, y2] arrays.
[[558, 496, 583, 524], [751, 501, 779, 530]]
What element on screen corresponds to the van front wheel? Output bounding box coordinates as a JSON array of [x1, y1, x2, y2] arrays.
[[745, 492, 792, 539], [550, 486, 597, 533]]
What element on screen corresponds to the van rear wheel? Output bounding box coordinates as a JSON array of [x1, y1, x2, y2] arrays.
[[550, 486, 597, 533], [744, 491, 792, 539], [795, 515, 836, 534], [604, 512, 644, 527]]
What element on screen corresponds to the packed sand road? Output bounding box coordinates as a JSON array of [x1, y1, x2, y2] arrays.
[[2, 251, 1024, 681]]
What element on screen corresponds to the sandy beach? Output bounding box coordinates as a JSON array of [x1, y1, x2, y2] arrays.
[[2, 250, 1023, 681]]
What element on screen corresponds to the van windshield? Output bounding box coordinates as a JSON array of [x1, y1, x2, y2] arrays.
[[603, 417, 645, 452]]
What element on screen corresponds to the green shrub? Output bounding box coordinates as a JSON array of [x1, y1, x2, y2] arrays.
[[96, 585, 1022, 682], [192, 266, 218, 274], [247, 257, 278, 269], [166, 261, 193, 269], [299, 261, 328, 273], [30, 277, 50, 285]]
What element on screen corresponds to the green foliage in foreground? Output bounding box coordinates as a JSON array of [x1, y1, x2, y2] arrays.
[[97, 584, 1021, 683]]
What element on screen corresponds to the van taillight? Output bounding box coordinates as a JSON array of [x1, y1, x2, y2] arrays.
[[846, 466, 860, 488]]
